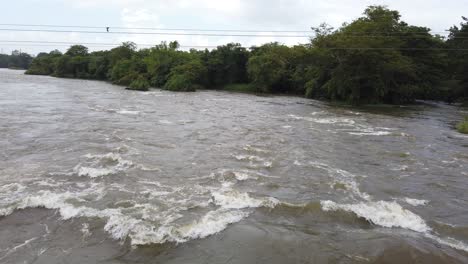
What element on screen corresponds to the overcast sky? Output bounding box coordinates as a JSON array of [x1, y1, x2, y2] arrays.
[[1, 0, 467, 55]]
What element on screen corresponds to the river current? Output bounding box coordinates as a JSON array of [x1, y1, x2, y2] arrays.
[[1, 69, 468, 263]]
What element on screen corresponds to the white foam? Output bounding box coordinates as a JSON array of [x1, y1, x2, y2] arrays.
[[309, 162, 370, 200], [403, 198, 428, 206], [390, 165, 409, 171], [135, 164, 161, 172], [314, 118, 356, 125], [426, 234, 468, 252], [125, 209, 250, 245], [0, 180, 265, 247], [73, 166, 115, 178], [288, 114, 394, 136], [74, 153, 134, 178], [242, 145, 269, 153], [233, 172, 250, 181], [346, 111, 362, 116], [234, 155, 264, 162], [208, 169, 259, 184], [81, 223, 92, 239], [212, 190, 278, 209], [159, 120, 173, 125], [288, 114, 357, 126], [117, 110, 140, 115], [293, 160, 302, 166], [321, 200, 430, 233], [174, 209, 248, 241], [348, 130, 392, 136], [0, 183, 26, 193]]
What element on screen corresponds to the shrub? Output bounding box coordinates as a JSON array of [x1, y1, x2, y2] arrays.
[[457, 117, 468, 134], [164, 74, 196, 92], [128, 76, 150, 91], [114, 72, 138, 86]]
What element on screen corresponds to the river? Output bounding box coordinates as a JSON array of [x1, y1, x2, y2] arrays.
[[1, 68, 468, 263]]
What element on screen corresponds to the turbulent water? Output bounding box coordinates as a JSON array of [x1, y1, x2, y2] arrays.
[[1, 69, 468, 263]]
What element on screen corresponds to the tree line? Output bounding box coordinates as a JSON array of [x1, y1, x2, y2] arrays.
[[24, 6, 468, 104], [0, 50, 33, 69]]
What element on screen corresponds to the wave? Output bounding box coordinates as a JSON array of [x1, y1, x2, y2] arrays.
[[73, 153, 134, 178], [2, 182, 468, 252], [212, 190, 278, 209], [234, 154, 265, 162], [287, 114, 396, 136], [288, 114, 356, 126], [233, 154, 273, 168], [426, 234, 468, 252], [321, 200, 430, 233], [207, 169, 260, 183], [320, 200, 468, 253], [308, 161, 370, 200], [0, 173, 281, 247], [173, 209, 248, 241], [295, 160, 467, 253], [403, 198, 429, 206], [348, 130, 392, 136]]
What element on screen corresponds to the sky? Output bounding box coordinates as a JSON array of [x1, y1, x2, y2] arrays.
[[0, 0, 467, 55]]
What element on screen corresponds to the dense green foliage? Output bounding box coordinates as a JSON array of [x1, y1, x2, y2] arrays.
[[0, 50, 33, 69], [447, 17, 468, 99], [24, 6, 468, 104], [128, 77, 150, 91], [457, 117, 468, 134]]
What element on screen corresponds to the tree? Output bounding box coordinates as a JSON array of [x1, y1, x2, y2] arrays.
[[6, 51, 33, 69], [0, 54, 10, 68], [54, 55, 74, 77], [144, 41, 194, 87], [65, 45, 89, 57], [247, 43, 290, 93], [202, 43, 249, 88], [447, 17, 468, 97], [164, 60, 206, 92], [308, 5, 446, 104]]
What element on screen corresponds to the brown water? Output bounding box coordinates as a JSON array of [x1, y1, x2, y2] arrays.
[[1, 68, 468, 263]]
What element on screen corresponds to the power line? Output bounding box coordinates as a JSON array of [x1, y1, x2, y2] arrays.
[[0, 23, 453, 35], [0, 28, 462, 40], [0, 40, 218, 48], [0, 28, 311, 37], [0, 23, 314, 33], [1, 40, 467, 51]]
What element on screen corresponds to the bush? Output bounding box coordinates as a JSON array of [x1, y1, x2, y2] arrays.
[[457, 117, 468, 134], [128, 76, 150, 91], [114, 72, 139, 86], [162, 60, 206, 92], [164, 74, 196, 92], [305, 79, 323, 98]]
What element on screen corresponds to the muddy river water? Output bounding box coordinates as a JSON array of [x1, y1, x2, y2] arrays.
[[1, 69, 468, 263]]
